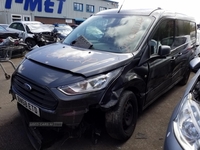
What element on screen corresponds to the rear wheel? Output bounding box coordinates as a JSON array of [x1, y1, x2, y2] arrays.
[[105, 91, 138, 141]]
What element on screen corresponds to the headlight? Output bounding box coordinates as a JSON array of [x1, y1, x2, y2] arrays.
[[174, 93, 200, 150], [57, 68, 122, 95]]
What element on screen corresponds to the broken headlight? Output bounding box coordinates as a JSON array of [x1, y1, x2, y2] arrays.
[[58, 68, 121, 95]]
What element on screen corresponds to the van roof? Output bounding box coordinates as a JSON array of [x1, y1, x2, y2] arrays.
[[96, 8, 195, 22]]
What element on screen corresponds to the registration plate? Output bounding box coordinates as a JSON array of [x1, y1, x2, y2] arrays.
[[16, 94, 40, 117]]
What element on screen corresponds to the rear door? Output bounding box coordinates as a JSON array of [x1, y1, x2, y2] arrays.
[[170, 20, 196, 83]]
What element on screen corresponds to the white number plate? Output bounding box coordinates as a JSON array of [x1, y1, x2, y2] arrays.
[[16, 94, 40, 117]]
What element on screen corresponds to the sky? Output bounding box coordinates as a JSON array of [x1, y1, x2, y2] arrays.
[[115, 0, 200, 23]]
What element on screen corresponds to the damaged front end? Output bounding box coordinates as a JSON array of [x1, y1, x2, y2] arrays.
[[17, 102, 104, 150], [24, 23, 59, 49], [33, 32, 58, 47]]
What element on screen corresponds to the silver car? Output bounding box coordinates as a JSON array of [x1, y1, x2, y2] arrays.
[[6, 21, 55, 48]]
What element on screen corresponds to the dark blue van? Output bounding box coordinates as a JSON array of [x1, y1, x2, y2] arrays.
[[9, 8, 198, 149]]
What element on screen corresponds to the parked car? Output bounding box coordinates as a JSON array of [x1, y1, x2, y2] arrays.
[[6, 21, 57, 49], [0, 25, 19, 39], [0, 25, 17, 43], [9, 8, 198, 149], [164, 58, 200, 150], [0, 30, 27, 58]]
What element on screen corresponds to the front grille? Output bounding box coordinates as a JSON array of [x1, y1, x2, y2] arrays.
[[12, 74, 58, 110], [42, 32, 51, 35], [42, 33, 55, 42], [43, 35, 55, 42]]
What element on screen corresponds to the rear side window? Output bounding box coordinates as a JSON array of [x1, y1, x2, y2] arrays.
[[175, 20, 196, 47], [149, 19, 196, 55]]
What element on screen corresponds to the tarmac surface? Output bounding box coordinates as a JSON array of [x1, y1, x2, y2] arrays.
[[0, 56, 195, 150]]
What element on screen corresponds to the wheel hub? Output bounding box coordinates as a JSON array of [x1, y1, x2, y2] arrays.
[[123, 102, 133, 128]]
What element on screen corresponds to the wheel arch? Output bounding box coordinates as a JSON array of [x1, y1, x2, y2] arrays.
[[125, 86, 145, 114], [100, 77, 146, 114]]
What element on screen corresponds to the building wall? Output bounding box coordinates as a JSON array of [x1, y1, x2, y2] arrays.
[[0, 11, 8, 23], [35, 16, 66, 24], [0, 0, 118, 24]]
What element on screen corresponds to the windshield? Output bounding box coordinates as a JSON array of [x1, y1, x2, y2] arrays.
[[63, 15, 153, 53]]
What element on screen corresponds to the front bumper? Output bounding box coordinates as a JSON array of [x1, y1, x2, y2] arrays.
[[164, 70, 200, 150], [164, 99, 184, 150], [17, 103, 43, 150], [11, 86, 105, 127], [164, 120, 183, 150]]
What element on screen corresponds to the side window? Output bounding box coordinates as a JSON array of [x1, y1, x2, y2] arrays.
[[173, 20, 196, 49], [150, 20, 175, 55], [9, 23, 18, 29], [16, 23, 25, 31], [190, 22, 196, 44]]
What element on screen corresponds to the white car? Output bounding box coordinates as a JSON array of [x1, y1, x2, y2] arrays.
[[6, 21, 55, 49]]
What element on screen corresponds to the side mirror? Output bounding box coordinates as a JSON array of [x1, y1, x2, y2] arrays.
[[158, 45, 171, 56], [190, 57, 200, 72]]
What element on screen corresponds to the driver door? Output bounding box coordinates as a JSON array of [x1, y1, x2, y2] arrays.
[[145, 19, 175, 104]]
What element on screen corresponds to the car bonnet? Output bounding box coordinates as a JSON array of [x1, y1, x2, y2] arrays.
[[25, 43, 133, 77]]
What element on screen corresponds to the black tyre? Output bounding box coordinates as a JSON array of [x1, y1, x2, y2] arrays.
[[178, 67, 190, 86], [25, 38, 36, 50], [105, 91, 138, 141]]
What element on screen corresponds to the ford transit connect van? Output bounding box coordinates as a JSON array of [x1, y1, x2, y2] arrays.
[[9, 8, 198, 149]]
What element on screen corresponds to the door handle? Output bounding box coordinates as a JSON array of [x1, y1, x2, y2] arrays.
[[171, 53, 182, 60]]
